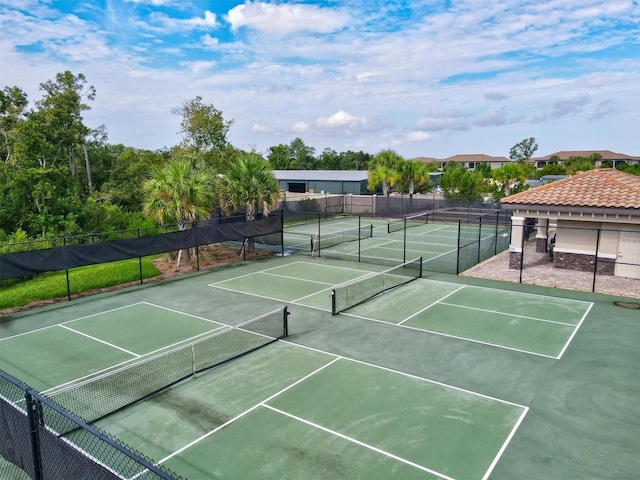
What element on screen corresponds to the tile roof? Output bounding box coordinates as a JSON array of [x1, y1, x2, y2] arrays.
[[501, 169, 640, 209], [533, 150, 638, 161], [442, 154, 509, 163]]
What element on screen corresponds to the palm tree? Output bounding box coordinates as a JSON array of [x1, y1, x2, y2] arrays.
[[401, 160, 431, 197], [368, 149, 404, 196], [368, 164, 398, 196], [217, 153, 280, 253], [143, 158, 215, 267]]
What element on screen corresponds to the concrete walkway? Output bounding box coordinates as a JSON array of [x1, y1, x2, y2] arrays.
[[461, 237, 640, 299]]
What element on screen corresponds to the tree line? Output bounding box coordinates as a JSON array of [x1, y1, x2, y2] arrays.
[[2, 71, 637, 248]]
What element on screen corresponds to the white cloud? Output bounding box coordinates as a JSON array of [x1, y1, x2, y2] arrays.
[[226, 1, 350, 36], [485, 92, 508, 101], [149, 10, 218, 31], [291, 121, 310, 133], [404, 131, 432, 142], [201, 34, 219, 48], [415, 111, 472, 132], [316, 110, 365, 130], [125, 0, 171, 5], [252, 124, 273, 133]]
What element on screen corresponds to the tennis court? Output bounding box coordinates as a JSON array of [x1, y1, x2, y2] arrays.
[[0, 250, 636, 480]]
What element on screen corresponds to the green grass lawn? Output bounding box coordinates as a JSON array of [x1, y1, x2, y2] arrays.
[[0, 256, 162, 309]]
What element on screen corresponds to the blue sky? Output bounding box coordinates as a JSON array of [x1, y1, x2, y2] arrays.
[[1, 0, 639, 159]]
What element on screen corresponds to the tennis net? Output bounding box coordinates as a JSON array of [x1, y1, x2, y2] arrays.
[[331, 257, 423, 315], [312, 224, 373, 256], [388, 212, 429, 233], [46, 307, 288, 432]]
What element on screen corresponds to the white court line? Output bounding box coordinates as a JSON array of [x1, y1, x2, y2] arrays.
[[0, 302, 148, 342], [57, 324, 141, 357], [140, 302, 226, 326], [155, 357, 342, 466], [342, 311, 560, 359], [398, 285, 466, 325], [263, 404, 455, 480], [260, 271, 335, 286], [207, 261, 308, 286], [482, 407, 529, 480], [438, 302, 578, 327], [462, 284, 594, 306], [280, 341, 528, 409], [556, 302, 594, 359]]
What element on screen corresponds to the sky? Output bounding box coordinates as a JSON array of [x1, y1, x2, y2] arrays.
[[1, 0, 639, 159]]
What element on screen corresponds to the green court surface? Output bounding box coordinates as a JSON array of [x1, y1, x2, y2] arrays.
[[1, 250, 637, 480]]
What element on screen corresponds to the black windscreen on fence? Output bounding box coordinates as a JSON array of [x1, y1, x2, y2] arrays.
[[0, 215, 281, 281]]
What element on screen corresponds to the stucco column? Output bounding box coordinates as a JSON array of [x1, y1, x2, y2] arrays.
[[536, 218, 548, 253], [509, 216, 524, 269]]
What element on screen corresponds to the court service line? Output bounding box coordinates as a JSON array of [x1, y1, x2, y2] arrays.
[[342, 311, 560, 360], [207, 261, 308, 285], [260, 271, 335, 286], [280, 340, 528, 409], [263, 404, 455, 480], [482, 407, 529, 480], [0, 302, 148, 342], [438, 302, 578, 327], [140, 302, 227, 326], [556, 302, 594, 359], [154, 357, 342, 468], [463, 284, 594, 305], [398, 286, 466, 325], [57, 324, 141, 357]]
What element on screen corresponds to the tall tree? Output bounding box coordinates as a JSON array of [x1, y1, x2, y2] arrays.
[[509, 137, 538, 164], [439, 162, 489, 200], [217, 153, 280, 252], [143, 157, 216, 267], [0, 86, 28, 163], [176, 96, 234, 171]]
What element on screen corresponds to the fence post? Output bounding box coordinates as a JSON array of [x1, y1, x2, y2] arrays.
[[403, 217, 407, 264], [358, 215, 361, 263], [592, 228, 601, 292], [138, 229, 143, 284], [519, 224, 525, 284], [64, 236, 71, 301], [280, 209, 284, 257], [25, 393, 43, 480], [456, 220, 462, 274], [477, 216, 482, 265], [494, 212, 499, 256]]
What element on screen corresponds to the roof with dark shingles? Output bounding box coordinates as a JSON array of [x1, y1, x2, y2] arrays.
[[501, 169, 640, 209]]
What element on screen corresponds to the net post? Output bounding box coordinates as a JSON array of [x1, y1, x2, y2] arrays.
[[477, 216, 482, 264], [191, 345, 196, 376], [283, 306, 290, 337], [331, 290, 337, 315], [419, 256, 423, 278]]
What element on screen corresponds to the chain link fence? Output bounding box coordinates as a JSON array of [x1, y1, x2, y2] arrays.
[[1, 369, 180, 480]]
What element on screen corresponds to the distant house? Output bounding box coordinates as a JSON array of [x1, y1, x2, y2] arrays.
[[272, 170, 369, 195], [501, 169, 640, 279], [414, 154, 509, 170], [531, 150, 639, 169]]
